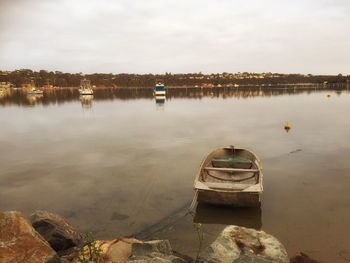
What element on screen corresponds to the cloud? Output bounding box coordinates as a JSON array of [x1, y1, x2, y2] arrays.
[[0, 0, 349, 74]]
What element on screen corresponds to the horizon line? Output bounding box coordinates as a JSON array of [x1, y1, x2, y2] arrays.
[[1, 68, 349, 76]]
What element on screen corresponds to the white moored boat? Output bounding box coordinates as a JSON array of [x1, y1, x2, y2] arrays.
[[154, 83, 166, 96], [79, 79, 94, 95], [27, 88, 44, 95], [26, 81, 43, 95]]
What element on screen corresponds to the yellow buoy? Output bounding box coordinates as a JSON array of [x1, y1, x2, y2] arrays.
[[284, 122, 291, 132]]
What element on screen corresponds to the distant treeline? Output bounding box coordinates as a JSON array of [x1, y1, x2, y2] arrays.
[[0, 69, 349, 87], [3, 86, 347, 107]]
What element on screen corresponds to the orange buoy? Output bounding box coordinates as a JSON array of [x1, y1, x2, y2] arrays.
[[284, 122, 291, 132]]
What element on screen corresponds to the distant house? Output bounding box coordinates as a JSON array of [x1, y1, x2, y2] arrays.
[[0, 82, 13, 89]]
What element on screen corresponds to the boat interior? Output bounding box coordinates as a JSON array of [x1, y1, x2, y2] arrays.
[[199, 147, 261, 190]]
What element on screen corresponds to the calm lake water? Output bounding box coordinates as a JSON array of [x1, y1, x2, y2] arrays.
[[1, 86, 350, 262]]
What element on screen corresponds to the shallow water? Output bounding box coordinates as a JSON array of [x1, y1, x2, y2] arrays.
[[1, 86, 350, 262]]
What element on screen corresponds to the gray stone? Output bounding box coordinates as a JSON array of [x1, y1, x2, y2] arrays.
[[30, 210, 82, 254], [127, 240, 187, 263], [132, 240, 173, 256], [201, 226, 289, 263], [127, 252, 187, 263], [234, 254, 276, 263]]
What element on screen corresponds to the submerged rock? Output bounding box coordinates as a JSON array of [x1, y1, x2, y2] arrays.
[[0, 211, 60, 263], [30, 210, 82, 255], [200, 225, 289, 263], [111, 211, 129, 221], [290, 252, 322, 263]]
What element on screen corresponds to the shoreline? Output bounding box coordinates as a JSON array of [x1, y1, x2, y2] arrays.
[[0, 210, 323, 263], [3, 82, 349, 90]]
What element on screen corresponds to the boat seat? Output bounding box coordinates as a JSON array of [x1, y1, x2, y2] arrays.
[[205, 182, 252, 190], [204, 167, 259, 172]]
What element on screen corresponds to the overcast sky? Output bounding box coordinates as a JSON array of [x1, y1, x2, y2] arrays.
[[0, 0, 349, 74]]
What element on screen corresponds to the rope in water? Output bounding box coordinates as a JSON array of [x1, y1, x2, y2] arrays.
[[188, 189, 199, 212], [134, 191, 198, 239]]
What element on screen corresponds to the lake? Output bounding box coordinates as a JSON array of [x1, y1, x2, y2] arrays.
[[0, 86, 350, 262]]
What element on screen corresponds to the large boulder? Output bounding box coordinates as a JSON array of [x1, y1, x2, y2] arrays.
[[30, 210, 82, 255], [0, 211, 60, 263], [200, 225, 289, 263]]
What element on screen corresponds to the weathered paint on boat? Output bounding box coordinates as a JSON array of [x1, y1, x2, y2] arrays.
[[194, 146, 263, 207]]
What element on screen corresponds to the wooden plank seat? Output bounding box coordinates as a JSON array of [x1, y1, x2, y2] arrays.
[[203, 167, 259, 172], [204, 182, 253, 190]]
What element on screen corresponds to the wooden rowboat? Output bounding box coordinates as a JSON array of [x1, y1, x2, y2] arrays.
[[194, 146, 263, 207]]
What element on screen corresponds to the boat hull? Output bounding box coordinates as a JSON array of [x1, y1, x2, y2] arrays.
[[154, 91, 166, 96], [79, 91, 93, 95], [79, 89, 93, 95], [79, 79, 93, 95], [194, 146, 263, 207], [154, 83, 166, 96], [197, 189, 261, 207], [27, 91, 43, 95]]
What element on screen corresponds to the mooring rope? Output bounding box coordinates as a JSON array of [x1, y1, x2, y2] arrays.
[[133, 191, 198, 239], [188, 189, 199, 213]]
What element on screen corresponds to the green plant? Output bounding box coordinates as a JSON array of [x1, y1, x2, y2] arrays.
[[77, 232, 102, 263], [193, 223, 204, 263]]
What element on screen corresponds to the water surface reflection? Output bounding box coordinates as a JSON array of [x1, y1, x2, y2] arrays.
[[1, 85, 349, 107], [194, 203, 262, 229], [80, 95, 94, 109], [0, 86, 350, 262]]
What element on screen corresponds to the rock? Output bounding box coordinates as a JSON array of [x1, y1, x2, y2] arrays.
[[290, 252, 322, 263], [0, 211, 61, 263], [72, 238, 186, 263], [107, 238, 142, 262], [131, 240, 173, 256], [200, 225, 289, 263], [59, 247, 80, 262], [111, 211, 129, 221], [30, 210, 82, 254], [127, 240, 186, 263], [72, 237, 142, 263], [127, 252, 187, 263], [172, 251, 193, 263]]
